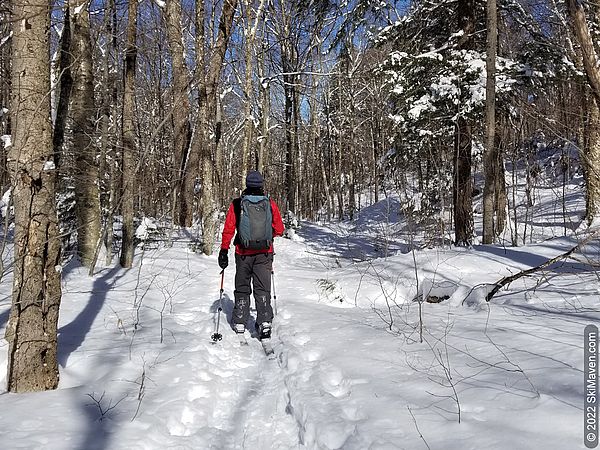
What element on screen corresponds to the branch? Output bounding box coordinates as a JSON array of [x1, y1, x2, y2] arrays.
[[486, 228, 600, 301]]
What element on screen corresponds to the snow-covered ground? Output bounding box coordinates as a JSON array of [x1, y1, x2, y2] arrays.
[[0, 173, 598, 449]]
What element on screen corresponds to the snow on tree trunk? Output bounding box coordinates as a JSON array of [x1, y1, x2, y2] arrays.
[[6, 0, 62, 392]]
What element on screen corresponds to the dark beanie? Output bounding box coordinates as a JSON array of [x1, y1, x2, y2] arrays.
[[246, 170, 264, 188]]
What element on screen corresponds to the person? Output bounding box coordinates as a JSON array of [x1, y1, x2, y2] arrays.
[[218, 170, 284, 339]]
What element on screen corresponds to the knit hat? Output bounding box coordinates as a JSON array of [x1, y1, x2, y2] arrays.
[[245, 170, 264, 188]]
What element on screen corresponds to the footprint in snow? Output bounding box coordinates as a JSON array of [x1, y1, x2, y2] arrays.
[[197, 370, 212, 381], [294, 334, 311, 346], [341, 404, 368, 421], [303, 349, 321, 362], [187, 384, 211, 401], [167, 405, 195, 437]]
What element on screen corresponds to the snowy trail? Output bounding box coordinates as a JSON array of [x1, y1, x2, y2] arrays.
[[126, 261, 303, 449], [0, 222, 597, 449]]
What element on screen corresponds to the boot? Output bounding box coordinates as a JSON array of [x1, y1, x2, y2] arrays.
[[255, 321, 271, 340]]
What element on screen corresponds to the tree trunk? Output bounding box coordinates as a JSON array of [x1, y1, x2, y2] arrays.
[[566, 0, 600, 222], [454, 0, 475, 246], [6, 0, 62, 392], [52, 6, 72, 167], [120, 0, 138, 268], [165, 0, 192, 227], [241, 0, 266, 184], [194, 0, 238, 255], [257, 40, 269, 174], [585, 94, 600, 221], [70, 0, 101, 267], [482, 0, 497, 244], [0, 11, 11, 192], [454, 117, 473, 245]]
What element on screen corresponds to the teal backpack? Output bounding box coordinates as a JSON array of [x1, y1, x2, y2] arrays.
[[238, 195, 273, 250]]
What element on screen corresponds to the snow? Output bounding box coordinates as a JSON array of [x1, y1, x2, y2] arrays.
[[73, 3, 85, 15], [135, 217, 159, 240], [0, 134, 11, 149], [0, 189, 11, 218], [43, 160, 56, 171], [0, 32, 12, 48], [0, 175, 597, 449]]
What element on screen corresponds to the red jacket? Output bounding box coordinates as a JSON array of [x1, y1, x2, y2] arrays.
[[221, 197, 285, 255]]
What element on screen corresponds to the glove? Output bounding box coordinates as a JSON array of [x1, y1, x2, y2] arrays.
[[218, 249, 229, 269]]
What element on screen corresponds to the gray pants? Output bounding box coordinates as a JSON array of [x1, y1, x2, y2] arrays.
[[233, 252, 274, 325]]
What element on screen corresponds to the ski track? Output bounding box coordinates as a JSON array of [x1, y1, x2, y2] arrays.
[[140, 288, 302, 449], [140, 262, 370, 450]]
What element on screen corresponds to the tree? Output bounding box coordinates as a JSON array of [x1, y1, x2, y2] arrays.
[[0, 6, 10, 192], [566, 0, 600, 224], [164, 0, 192, 227], [120, 0, 139, 268], [240, 0, 267, 185], [6, 0, 62, 392], [70, 0, 101, 267], [482, 0, 499, 244], [192, 0, 238, 255]]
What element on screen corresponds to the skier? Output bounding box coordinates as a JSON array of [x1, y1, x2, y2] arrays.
[[218, 170, 285, 340]]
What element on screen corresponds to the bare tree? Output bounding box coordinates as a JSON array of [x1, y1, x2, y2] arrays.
[[70, 0, 101, 267], [6, 0, 62, 392], [566, 0, 600, 223], [482, 0, 498, 244], [120, 0, 139, 268], [0, 7, 10, 192], [191, 0, 238, 255], [240, 0, 267, 184], [164, 0, 192, 227], [453, 0, 475, 246]]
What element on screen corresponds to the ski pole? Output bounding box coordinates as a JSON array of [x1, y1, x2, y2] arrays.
[[211, 269, 225, 342], [271, 266, 278, 316]]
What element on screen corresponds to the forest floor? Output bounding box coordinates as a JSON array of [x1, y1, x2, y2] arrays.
[[0, 174, 598, 449]]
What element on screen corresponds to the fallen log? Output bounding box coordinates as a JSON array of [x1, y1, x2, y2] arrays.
[[486, 228, 600, 302]]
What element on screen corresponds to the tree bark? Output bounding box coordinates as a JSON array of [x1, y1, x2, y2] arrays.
[[193, 0, 238, 255], [453, 0, 475, 246], [120, 0, 138, 268], [241, 0, 267, 184], [454, 117, 473, 245], [52, 6, 72, 167], [70, 0, 101, 267], [482, 0, 497, 244], [257, 37, 269, 174], [0, 10, 11, 192], [566, 0, 600, 222], [164, 0, 192, 227], [6, 0, 62, 392]]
